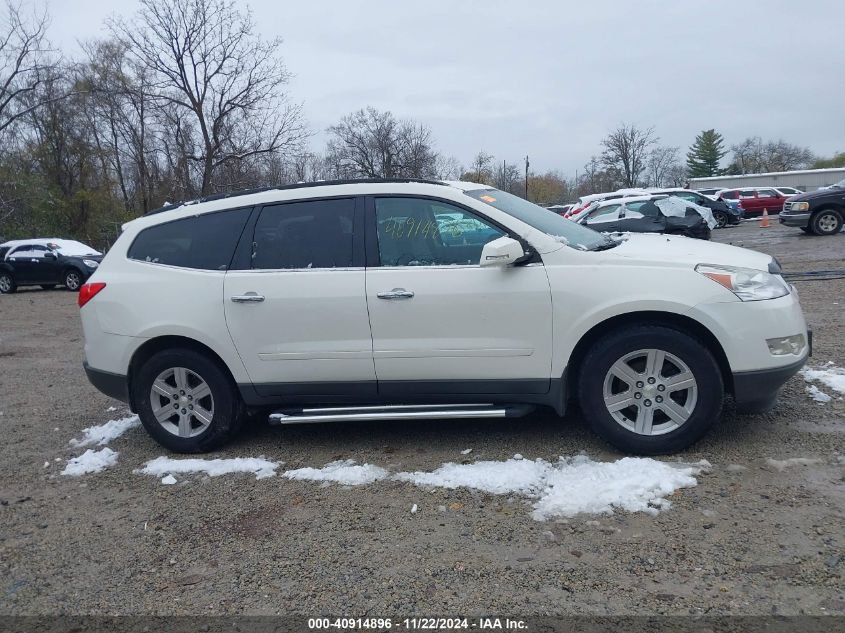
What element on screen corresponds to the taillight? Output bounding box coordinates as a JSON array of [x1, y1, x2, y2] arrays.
[[78, 282, 106, 308]]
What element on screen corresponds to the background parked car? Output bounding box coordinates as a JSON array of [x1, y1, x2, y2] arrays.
[[0, 238, 103, 294], [651, 188, 741, 228], [564, 189, 650, 219], [779, 177, 845, 235], [574, 195, 712, 240], [736, 188, 790, 215]]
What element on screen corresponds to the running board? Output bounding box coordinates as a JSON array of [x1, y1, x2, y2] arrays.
[[268, 403, 535, 425]]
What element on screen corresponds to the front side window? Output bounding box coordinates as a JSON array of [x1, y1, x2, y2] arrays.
[[465, 188, 610, 251], [375, 198, 504, 266], [128, 208, 250, 270], [758, 189, 778, 198], [252, 198, 355, 269], [11, 244, 49, 258], [585, 204, 623, 224]]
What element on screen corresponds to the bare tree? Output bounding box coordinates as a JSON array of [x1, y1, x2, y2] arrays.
[[647, 145, 683, 188], [492, 159, 520, 193], [727, 137, 814, 174], [466, 151, 494, 184], [0, 0, 54, 137], [110, 0, 307, 195], [600, 123, 657, 188], [326, 107, 438, 179]]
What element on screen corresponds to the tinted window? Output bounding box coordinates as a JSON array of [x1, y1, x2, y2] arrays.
[[720, 190, 738, 199], [375, 198, 504, 266], [129, 208, 250, 270], [758, 189, 778, 198], [625, 200, 661, 218], [252, 198, 355, 269]]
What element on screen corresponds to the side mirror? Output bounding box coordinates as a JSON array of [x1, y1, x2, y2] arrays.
[[479, 236, 525, 267], [44, 251, 57, 259]]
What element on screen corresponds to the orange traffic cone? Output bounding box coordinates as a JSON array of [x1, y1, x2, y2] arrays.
[[760, 208, 770, 228]]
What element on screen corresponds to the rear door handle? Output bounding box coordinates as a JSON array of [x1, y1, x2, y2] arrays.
[[377, 288, 415, 300], [231, 293, 265, 303]]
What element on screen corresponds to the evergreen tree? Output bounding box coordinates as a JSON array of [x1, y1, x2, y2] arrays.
[[686, 129, 727, 177]]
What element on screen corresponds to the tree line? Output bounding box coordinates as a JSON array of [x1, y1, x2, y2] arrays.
[[0, 0, 841, 247]]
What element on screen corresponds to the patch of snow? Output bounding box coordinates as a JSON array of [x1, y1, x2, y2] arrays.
[[43, 461, 50, 468], [69, 415, 140, 447], [106, 406, 117, 412], [726, 464, 747, 473], [801, 365, 845, 396], [161, 475, 177, 485], [460, 448, 473, 455], [766, 457, 822, 471], [411, 504, 418, 514], [62, 448, 118, 476], [806, 385, 832, 403], [138, 456, 279, 480], [394, 456, 708, 520], [283, 459, 388, 485]]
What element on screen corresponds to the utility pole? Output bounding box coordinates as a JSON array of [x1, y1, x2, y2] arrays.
[[524, 155, 529, 200]]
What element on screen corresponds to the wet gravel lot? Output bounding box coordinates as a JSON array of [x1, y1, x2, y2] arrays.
[[1, 221, 843, 616]]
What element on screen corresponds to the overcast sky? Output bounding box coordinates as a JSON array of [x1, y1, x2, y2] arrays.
[[45, 0, 844, 176]]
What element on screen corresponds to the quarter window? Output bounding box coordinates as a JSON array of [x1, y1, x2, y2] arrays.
[[375, 198, 504, 267], [585, 204, 623, 224], [252, 198, 355, 269], [128, 208, 250, 270]]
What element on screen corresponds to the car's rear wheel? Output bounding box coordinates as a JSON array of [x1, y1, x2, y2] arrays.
[[133, 348, 244, 453], [0, 272, 16, 294], [63, 269, 82, 291], [810, 209, 843, 236], [713, 211, 728, 228], [578, 325, 723, 455]]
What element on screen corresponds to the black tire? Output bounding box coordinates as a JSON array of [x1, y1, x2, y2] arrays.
[[132, 348, 245, 453], [577, 325, 724, 455], [40, 284, 56, 290], [63, 268, 83, 291], [0, 271, 16, 294], [713, 211, 728, 228], [809, 209, 843, 236]]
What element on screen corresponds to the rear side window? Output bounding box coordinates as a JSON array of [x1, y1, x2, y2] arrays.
[[128, 208, 251, 270], [252, 198, 355, 269]]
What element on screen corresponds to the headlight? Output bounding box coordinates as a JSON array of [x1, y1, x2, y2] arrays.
[[82, 259, 99, 269], [695, 264, 790, 301], [790, 202, 809, 211]]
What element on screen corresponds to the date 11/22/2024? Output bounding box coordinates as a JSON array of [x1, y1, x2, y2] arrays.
[[307, 617, 528, 630]]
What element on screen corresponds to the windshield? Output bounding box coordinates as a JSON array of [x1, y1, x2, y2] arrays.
[[833, 178, 845, 188], [464, 188, 612, 251]]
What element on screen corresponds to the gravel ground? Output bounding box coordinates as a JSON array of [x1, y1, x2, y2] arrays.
[[1, 221, 843, 616]]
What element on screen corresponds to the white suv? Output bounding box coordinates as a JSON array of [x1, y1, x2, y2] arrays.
[[79, 180, 809, 454]]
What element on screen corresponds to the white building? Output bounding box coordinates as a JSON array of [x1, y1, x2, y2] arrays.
[[689, 167, 845, 192]]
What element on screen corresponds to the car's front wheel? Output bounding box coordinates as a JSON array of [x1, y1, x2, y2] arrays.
[[810, 209, 843, 236], [578, 325, 724, 455], [0, 272, 16, 294], [133, 348, 244, 453], [63, 269, 82, 291]]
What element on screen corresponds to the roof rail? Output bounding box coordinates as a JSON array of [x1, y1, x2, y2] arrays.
[[143, 178, 448, 216]]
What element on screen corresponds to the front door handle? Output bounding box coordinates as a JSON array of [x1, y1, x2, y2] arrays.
[[377, 288, 415, 300], [231, 292, 265, 303]]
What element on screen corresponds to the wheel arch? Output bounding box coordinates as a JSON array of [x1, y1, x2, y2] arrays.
[[565, 311, 734, 402], [127, 335, 238, 412]]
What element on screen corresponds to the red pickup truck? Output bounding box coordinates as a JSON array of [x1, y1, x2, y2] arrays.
[[728, 188, 790, 215]]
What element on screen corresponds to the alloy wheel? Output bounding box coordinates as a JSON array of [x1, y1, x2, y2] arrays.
[[0, 275, 10, 292], [65, 271, 81, 290], [149, 367, 215, 438], [602, 348, 698, 436]]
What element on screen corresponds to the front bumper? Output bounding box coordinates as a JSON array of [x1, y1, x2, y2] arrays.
[[732, 355, 807, 413], [779, 212, 811, 228], [84, 361, 130, 405]]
